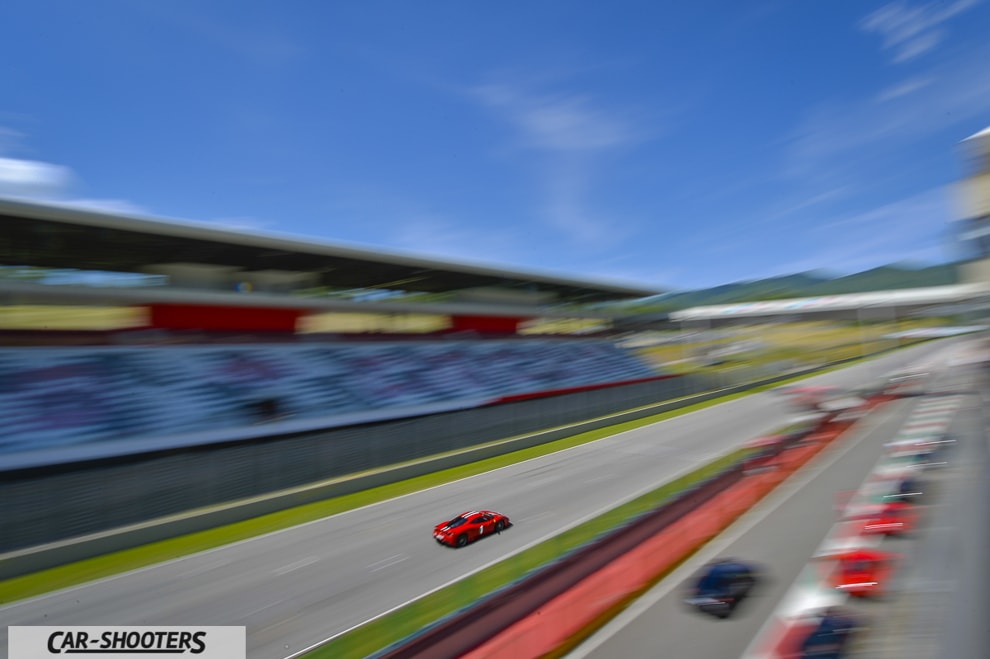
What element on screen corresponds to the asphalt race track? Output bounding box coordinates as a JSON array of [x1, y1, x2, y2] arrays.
[[0, 340, 964, 658]]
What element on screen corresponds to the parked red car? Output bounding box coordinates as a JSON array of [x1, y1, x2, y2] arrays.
[[859, 501, 918, 536], [830, 547, 898, 597], [434, 510, 510, 548]]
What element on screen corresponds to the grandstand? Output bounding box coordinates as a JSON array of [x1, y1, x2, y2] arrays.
[[0, 198, 685, 548], [0, 338, 659, 462], [0, 196, 667, 461]]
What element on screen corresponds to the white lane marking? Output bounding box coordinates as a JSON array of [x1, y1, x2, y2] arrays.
[[273, 556, 319, 576], [178, 559, 228, 579], [566, 401, 902, 659], [368, 554, 408, 572], [246, 598, 288, 618]]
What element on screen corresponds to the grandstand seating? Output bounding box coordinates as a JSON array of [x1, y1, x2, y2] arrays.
[[0, 339, 660, 457]]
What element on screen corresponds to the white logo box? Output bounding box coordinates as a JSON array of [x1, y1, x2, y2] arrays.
[[8, 627, 245, 659]]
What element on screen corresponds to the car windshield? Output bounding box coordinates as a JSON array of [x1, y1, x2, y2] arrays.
[[445, 516, 468, 528]]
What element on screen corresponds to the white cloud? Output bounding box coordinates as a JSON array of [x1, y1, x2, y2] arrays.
[[540, 160, 632, 247], [754, 187, 852, 226], [389, 211, 531, 268], [0, 128, 147, 215], [783, 43, 990, 187], [472, 84, 639, 153], [321, 186, 539, 270], [470, 80, 646, 249], [690, 186, 954, 286], [859, 0, 979, 63], [0, 157, 149, 216], [0, 127, 25, 152], [794, 186, 953, 272], [0, 156, 73, 199], [379, 205, 641, 285], [135, 5, 304, 67], [876, 76, 933, 102]]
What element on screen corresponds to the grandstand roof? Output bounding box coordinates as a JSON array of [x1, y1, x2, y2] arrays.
[[965, 125, 990, 141], [0, 197, 662, 304]]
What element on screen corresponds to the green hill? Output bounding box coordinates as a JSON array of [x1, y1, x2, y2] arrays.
[[622, 262, 961, 312]]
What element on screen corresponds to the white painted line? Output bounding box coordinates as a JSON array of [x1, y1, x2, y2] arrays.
[[273, 556, 319, 576], [176, 559, 228, 579], [245, 597, 288, 618], [368, 554, 409, 572]]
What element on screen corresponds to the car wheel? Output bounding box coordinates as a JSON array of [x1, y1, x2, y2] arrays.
[[495, 520, 505, 533], [456, 534, 468, 548]]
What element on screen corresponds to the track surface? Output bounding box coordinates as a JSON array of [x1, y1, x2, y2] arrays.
[[0, 341, 956, 658], [570, 343, 977, 659]]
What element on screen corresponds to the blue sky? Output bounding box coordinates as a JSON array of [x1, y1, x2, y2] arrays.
[[2, 1, 990, 291]]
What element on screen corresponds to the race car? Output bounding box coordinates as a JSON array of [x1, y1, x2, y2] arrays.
[[684, 558, 760, 619], [830, 547, 898, 597], [433, 510, 510, 548]]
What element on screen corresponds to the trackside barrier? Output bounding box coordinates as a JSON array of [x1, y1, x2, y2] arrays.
[[374, 397, 891, 659], [0, 366, 833, 581]]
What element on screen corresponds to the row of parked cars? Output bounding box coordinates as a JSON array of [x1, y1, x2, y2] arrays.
[[681, 414, 951, 657]]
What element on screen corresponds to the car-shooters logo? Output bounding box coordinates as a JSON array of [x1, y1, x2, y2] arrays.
[[8, 627, 245, 659]]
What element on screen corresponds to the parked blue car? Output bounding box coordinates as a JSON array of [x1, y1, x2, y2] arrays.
[[684, 558, 760, 619]]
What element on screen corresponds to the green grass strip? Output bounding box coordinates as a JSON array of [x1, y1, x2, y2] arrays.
[[307, 448, 749, 658]]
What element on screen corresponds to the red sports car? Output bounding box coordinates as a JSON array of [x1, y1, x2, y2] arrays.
[[434, 510, 510, 548]]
